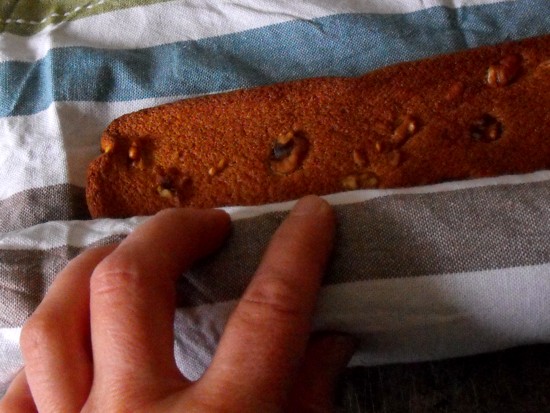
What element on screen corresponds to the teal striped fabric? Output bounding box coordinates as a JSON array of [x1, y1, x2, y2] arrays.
[[1, 0, 549, 117]]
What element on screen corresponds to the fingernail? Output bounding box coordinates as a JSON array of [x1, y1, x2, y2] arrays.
[[291, 195, 332, 217]]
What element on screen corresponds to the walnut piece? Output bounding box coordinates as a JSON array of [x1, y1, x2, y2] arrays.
[[156, 174, 175, 194], [157, 187, 175, 198], [487, 55, 521, 87], [128, 141, 140, 163], [270, 132, 309, 175], [392, 115, 418, 146], [470, 114, 503, 142], [342, 175, 359, 190], [342, 172, 379, 190], [352, 149, 368, 168], [100, 139, 115, 154], [154, 167, 190, 205], [209, 158, 227, 176]]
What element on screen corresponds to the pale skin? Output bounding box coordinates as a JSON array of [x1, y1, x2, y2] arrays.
[[0, 195, 357, 413]]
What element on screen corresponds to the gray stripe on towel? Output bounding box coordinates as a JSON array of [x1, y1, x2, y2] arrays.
[[0, 236, 124, 327], [179, 179, 550, 305], [0, 184, 90, 232], [1, 179, 549, 324]]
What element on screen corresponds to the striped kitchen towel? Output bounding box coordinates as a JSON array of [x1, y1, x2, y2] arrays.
[[1, 0, 549, 395]]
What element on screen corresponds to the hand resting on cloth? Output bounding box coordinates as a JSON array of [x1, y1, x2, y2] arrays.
[[0, 196, 357, 413]]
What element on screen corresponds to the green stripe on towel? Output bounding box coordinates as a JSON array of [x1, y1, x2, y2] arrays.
[[0, 0, 172, 36]]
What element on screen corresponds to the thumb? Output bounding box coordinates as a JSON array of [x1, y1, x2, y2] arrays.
[[287, 333, 358, 413]]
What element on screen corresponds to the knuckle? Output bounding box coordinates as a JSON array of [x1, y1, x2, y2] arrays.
[[90, 258, 140, 297], [20, 314, 58, 358], [240, 272, 306, 321]]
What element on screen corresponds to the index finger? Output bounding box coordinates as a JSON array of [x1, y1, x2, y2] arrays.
[[201, 196, 335, 409]]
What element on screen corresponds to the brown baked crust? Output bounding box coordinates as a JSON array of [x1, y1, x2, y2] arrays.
[[86, 35, 550, 218]]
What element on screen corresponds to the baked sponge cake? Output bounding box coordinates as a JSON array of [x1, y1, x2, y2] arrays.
[[86, 35, 550, 218]]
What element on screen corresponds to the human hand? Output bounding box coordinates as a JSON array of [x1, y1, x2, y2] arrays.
[[0, 195, 356, 413]]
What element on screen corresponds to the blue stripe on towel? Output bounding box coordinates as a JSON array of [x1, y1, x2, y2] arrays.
[[0, 0, 548, 117]]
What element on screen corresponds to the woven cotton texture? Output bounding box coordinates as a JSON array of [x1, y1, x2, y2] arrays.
[[0, 0, 549, 396]]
